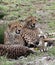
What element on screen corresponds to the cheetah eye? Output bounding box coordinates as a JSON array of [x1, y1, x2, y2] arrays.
[[15, 25, 17, 28]]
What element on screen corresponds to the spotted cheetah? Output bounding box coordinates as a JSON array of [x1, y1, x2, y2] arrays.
[[21, 16, 43, 47], [0, 44, 34, 59], [4, 21, 25, 45]]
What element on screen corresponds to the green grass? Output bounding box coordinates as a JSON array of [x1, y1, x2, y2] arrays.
[[44, 4, 55, 10], [48, 21, 55, 28], [0, 24, 7, 44], [0, 56, 14, 65], [0, 25, 4, 44], [0, 5, 9, 11], [0, 0, 55, 65], [47, 46, 55, 56], [0, 5, 9, 19]]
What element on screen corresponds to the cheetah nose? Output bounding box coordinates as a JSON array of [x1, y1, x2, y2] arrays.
[[18, 30, 20, 33], [33, 23, 35, 26], [18, 30, 20, 32], [31, 23, 35, 28], [15, 30, 21, 34]]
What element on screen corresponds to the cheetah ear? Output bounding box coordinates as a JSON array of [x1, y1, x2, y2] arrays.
[[8, 24, 11, 28]]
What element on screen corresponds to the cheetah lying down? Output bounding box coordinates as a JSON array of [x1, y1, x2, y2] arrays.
[[0, 44, 34, 59]]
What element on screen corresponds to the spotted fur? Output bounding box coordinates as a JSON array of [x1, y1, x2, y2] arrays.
[[22, 16, 43, 47], [0, 44, 34, 59], [4, 21, 25, 45]]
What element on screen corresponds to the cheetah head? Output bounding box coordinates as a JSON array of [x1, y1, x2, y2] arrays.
[[8, 21, 23, 34], [24, 16, 37, 29]]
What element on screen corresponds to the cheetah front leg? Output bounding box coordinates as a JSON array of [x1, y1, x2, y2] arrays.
[[38, 37, 48, 52]]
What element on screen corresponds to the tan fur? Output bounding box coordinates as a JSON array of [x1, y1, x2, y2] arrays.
[[22, 28, 40, 46], [24, 16, 37, 29], [4, 21, 25, 45], [21, 16, 41, 47], [4, 16, 47, 52], [22, 16, 48, 52]]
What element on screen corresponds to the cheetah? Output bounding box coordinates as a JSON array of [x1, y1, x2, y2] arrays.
[[4, 21, 25, 45], [0, 44, 34, 59], [24, 16, 37, 29], [21, 16, 43, 47], [21, 16, 48, 52]]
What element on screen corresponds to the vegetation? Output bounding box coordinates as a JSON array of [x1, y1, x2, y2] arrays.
[[0, 25, 4, 44], [0, 5, 8, 19], [0, 0, 55, 65], [0, 47, 55, 65], [47, 46, 55, 56], [0, 56, 14, 65]]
